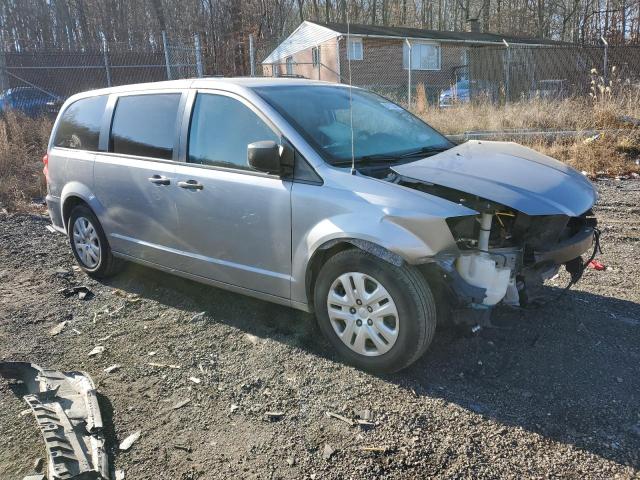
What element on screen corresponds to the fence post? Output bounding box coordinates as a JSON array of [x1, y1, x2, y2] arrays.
[[162, 31, 172, 80], [405, 39, 412, 108], [601, 36, 609, 86], [0, 48, 7, 93], [194, 33, 204, 77], [101, 34, 112, 87], [503, 39, 511, 102], [249, 34, 255, 77]]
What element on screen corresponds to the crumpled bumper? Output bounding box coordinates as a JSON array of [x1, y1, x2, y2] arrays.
[[533, 226, 595, 265], [0, 361, 108, 480]]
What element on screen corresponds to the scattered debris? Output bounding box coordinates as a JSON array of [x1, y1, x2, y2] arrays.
[[174, 444, 192, 453], [72, 328, 82, 335], [326, 410, 354, 426], [59, 285, 94, 300], [148, 351, 157, 356], [48, 321, 67, 336], [45, 225, 56, 233], [286, 457, 296, 466], [322, 443, 336, 460], [103, 364, 121, 374], [244, 333, 260, 345], [172, 398, 192, 410], [588, 259, 607, 271], [354, 409, 374, 422], [88, 346, 105, 357], [230, 404, 239, 413], [265, 411, 284, 421], [97, 333, 116, 342], [19, 408, 32, 417], [148, 362, 181, 369], [119, 431, 141, 451], [0, 361, 109, 479], [190, 311, 206, 322], [188, 376, 201, 384], [115, 470, 126, 480]]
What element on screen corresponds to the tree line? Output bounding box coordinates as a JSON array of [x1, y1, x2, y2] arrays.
[[1, 0, 638, 75]]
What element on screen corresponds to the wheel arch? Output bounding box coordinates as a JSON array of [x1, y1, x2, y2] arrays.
[[304, 238, 406, 310], [60, 182, 105, 232]]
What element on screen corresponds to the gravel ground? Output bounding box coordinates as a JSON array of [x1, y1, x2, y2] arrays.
[[1, 179, 639, 479]]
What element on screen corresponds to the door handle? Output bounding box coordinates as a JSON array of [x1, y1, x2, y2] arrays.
[[177, 180, 204, 190], [148, 175, 170, 186]]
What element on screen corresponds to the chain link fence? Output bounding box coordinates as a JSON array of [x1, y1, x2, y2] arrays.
[[256, 38, 640, 108], [0, 33, 203, 115]]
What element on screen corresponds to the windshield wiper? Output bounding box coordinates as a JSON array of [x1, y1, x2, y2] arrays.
[[399, 145, 450, 158], [332, 145, 450, 166]]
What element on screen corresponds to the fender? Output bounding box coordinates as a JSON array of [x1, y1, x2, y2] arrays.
[[60, 181, 107, 230], [290, 212, 460, 306]]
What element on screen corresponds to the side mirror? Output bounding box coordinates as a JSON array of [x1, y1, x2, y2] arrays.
[[248, 140, 281, 174]]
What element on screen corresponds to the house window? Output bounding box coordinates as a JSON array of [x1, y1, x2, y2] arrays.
[[347, 38, 363, 60], [286, 56, 294, 75], [403, 41, 441, 70], [312, 47, 320, 67]]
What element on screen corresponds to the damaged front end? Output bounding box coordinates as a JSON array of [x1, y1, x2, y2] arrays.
[[389, 141, 599, 326], [0, 361, 108, 480]]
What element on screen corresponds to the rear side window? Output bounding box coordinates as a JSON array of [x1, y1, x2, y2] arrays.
[[188, 93, 278, 170], [110, 93, 181, 160], [53, 95, 107, 151]]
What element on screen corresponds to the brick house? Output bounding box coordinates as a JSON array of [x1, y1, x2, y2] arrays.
[[262, 21, 566, 101]]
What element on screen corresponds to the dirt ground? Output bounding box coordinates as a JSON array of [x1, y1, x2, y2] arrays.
[[0, 179, 639, 479]]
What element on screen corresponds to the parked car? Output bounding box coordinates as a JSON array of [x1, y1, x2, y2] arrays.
[[45, 78, 598, 372], [439, 79, 470, 107], [0, 87, 62, 117]]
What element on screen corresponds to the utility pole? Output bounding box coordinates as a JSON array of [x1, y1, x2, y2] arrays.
[[162, 31, 172, 80]]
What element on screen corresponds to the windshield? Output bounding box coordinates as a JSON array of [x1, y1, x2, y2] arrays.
[[254, 85, 452, 165]]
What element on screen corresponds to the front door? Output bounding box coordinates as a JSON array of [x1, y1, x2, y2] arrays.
[[171, 91, 292, 299]]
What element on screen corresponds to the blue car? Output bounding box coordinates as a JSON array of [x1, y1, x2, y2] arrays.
[[439, 79, 470, 107], [0, 87, 62, 117]]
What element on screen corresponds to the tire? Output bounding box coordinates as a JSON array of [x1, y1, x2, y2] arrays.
[[313, 249, 437, 373], [68, 205, 121, 278]]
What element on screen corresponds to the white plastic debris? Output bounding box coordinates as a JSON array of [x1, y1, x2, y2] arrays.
[[103, 364, 121, 374], [119, 431, 141, 451], [88, 346, 105, 357], [49, 321, 67, 336]]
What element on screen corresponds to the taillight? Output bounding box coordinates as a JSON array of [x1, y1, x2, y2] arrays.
[[42, 153, 49, 183]]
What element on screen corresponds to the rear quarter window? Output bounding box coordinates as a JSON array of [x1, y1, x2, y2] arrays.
[[110, 93, 181, 160], [53, 95, 108, 151]]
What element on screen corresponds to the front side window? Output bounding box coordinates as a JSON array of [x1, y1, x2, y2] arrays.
[[347, 38, 363, 60], [110, 93, 181, 160], [255, 85, 452, 165], [53, 95, 108, 151], [403, 42, 440, 70], [188, 93, 279, 171]]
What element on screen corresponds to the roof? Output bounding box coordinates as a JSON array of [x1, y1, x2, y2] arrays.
[[315, 22, 569, 46], [262, 20, 569, 63]]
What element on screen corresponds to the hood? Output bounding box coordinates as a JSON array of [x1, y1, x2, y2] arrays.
[[392, 140, 597, 216]]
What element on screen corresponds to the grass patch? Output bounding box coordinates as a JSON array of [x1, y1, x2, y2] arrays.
[[0, 112, 52, 210], [416, 96, 640, 176]]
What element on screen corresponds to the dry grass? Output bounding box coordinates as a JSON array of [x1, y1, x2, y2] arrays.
[[0, 112, 52, 210], [417, 96, 640, 176]]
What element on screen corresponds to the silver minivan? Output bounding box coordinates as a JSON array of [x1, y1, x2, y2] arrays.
[[45, 78, 598, 372]]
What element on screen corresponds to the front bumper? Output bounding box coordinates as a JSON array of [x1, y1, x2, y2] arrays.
[[533, 226, 595, 264]]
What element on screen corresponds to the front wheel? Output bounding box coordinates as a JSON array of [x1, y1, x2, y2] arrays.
[[313, 249, 437, 373]]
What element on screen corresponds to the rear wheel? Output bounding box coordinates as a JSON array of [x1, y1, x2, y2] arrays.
[[68, 205, 121, 278], [313, 249, 437, 373]]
